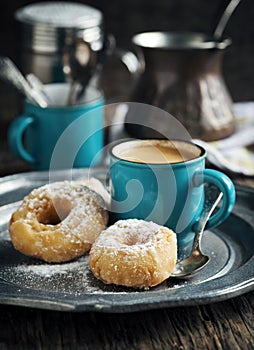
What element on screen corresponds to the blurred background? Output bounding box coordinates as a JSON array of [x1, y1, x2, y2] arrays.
[[0, 0, 253, 148]]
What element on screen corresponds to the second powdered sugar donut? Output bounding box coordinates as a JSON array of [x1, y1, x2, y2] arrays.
[[89, 219, 177, 289]]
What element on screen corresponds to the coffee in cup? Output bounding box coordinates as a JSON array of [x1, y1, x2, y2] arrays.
[[112, 139, 201, 164]]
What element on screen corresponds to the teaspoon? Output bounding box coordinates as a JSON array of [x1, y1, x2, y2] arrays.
[[171, 187, 223, 278], [63, 38, 98, 105], [0, 56, 48, 108], [26, 73, 52, 105]]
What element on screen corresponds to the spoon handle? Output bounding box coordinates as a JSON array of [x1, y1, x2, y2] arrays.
[[26, 73, 52, 105], [214, 0, 241, 39], [0, 56, 48, 108]]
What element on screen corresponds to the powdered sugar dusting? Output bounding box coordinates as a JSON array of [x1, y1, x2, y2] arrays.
[[0, 254, 103, 294], [94, 219, 172, 251], [15, 258, 87, 277], [89, 219, 177, 289], [18, 181, 106, 231], [0, 236, 184, 295]]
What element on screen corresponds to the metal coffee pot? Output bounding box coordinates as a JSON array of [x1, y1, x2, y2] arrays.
[[125, 31, 236, 141]]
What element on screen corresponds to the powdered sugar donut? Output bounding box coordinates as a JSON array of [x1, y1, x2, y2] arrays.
[[9, 181, 108, 263], [76, 177, 111, 210], [89, 219, 177, 288]]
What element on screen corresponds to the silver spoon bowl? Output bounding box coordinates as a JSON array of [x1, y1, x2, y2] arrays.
[[171, 186, 223, 278], [63, 37, 103, 105]]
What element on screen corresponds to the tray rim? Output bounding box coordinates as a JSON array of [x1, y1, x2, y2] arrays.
[[0, 169, 253, 312]]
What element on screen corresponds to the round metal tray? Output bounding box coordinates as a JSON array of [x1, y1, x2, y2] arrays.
[[0, 168, 253, 312]]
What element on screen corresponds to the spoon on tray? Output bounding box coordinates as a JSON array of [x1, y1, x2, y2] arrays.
[[171, 186, 223, 278]]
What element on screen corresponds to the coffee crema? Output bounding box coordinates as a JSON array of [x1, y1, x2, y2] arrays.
[[113, 140, 201, 164]]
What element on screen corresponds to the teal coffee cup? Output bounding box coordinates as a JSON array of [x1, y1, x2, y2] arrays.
[[109, 139, 236, 247], [8, 83, 104, 170]]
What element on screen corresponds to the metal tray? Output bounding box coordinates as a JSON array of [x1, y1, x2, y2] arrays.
[[0, 168, 253, 312]]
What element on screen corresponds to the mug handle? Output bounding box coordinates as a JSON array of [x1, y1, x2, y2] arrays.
[[194, 169, 236, 229], [8, 115, 36, 164]]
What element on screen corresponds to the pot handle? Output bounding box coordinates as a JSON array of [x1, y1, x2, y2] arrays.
[[104, 34, 144, 75]]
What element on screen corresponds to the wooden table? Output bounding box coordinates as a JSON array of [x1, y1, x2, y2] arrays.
[[0, 145, 253, 350]]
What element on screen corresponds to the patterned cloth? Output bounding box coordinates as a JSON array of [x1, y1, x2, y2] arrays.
[[195, 102, 254, 176]]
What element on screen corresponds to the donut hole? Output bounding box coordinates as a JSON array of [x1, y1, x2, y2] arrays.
[[124, 232, 151, 246], [36, 199, 72, 225]]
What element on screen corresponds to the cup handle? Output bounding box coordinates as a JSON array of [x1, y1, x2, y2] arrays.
[[194, 169, 236, 229], [8, 115, 36, 164]]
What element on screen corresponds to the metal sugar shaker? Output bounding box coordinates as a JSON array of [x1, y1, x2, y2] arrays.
[[15, 1, 104, 83]]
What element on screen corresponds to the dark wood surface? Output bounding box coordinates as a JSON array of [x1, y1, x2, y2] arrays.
[[0, 289, 253, 350]]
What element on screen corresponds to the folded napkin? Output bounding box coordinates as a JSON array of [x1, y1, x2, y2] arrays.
[[195, 102, 254, 176]]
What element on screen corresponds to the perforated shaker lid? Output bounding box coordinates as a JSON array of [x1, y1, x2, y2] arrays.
[[15, 2, 103, 53], [15, 1, 102, 28]]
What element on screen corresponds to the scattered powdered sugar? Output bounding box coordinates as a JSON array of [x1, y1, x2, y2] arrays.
[[0, 237, 188, 295], [15, 258, 87, 278], [3, 183, 183, 294], [0, 254, 108, 295]]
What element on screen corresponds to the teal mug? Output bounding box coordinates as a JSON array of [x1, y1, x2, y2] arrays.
[[8, 83, 104, 170], [109, 139, 236, 247]]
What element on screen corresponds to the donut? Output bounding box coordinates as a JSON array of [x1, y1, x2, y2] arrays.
[[89, 219, 177, 288], [76, 177, 111, 210], [9, 181, 108, 263]]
